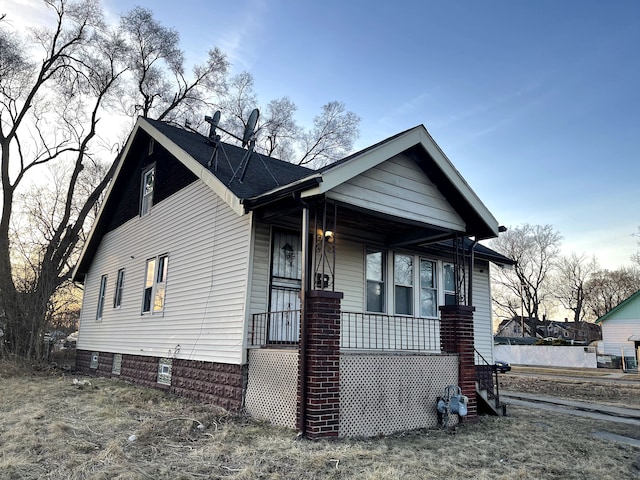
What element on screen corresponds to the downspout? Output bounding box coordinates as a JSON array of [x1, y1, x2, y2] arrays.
[[468, 238, 479, 306], [297, 195, 309, 436]]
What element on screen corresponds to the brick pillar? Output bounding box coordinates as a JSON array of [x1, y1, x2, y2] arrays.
[[439, 305, 477, 421], [299, 290, 343, 438]]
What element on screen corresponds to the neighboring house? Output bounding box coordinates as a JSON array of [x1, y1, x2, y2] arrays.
[[596, 290, 640, 371], [495, 316, 536, 338], [73, 116, 513, 437], [496, 316, 601, 344]]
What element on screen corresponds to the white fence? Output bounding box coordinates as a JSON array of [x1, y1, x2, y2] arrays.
[[494, 345, 597, 369]]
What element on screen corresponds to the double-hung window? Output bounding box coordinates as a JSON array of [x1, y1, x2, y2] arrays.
[[96, 275, 108, 321], [443, 263, 457, 305], [419, 259, 438, 317], [394, 254, 414, 315], [140, 166, 155, 216], [366, 249, 385, 312], [367, 248, 448, 318], [142, 254, 169, 314], [113, 269, 125, 308]]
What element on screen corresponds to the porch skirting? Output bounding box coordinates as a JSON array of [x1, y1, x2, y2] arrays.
[[243, 348, 459, 437], [75, 349, 245, 411]]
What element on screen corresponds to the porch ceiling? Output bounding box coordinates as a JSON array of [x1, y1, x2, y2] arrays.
[[254, 198, 461, 248], [335, 204, 458, 248]]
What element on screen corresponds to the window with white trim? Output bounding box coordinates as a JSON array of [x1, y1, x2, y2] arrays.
[[443, 263, 456, 305], [96, 275, 107, 321], [394, 254, 413, 315], [366, 248, 450, 319], [140, 166, 155, 216], [142, 254, 169, 314], [113, 268, 125, 308], [366, 249, 385, 313], [419, 259, 437, 318]]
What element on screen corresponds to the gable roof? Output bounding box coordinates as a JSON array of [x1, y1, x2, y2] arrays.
[[305, 125, 499, 240], [595, 289, 640, 324], [145, 119, 317, 200], [74, 118, 503, 281]]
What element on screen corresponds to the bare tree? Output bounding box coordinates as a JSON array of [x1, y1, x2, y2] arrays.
[[553, 253, 598, 322], [220, 72, 359, 167], [490, 224, 562, 320], [0, 0, 228, 360], [584, 267, 640, 320], [119, 6, 228, 124]]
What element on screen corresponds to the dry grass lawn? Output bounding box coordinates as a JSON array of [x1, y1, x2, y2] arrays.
[[0, 362, 639, 480]]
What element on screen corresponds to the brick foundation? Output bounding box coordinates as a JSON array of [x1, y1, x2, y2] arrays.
[[299, 290, 343, 438], [75, 350, 244, 411], [439, 305, 477, 421]]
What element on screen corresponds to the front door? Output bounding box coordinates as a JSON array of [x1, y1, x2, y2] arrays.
[[269, 230, 302, 342]]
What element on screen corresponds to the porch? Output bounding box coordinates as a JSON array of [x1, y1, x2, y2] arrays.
[[244, 293, 476, 438]]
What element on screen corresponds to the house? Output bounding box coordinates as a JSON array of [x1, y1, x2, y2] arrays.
[[73, 116, 513, 437], [495, 316, 537, 338], [496, 316, 601, 344], [596, 290, 640, 371]]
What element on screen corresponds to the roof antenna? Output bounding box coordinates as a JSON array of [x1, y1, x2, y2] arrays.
[[204, 111, 222, 169], [238, 108, 259, 183]]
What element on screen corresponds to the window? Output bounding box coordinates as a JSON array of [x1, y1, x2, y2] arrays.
[[113, 269, 125, 308], [96, 275, 107, 321], [366, 250, 385, 312], [142, 254, 169, 313], [368, 248, 458, 318], [443, 263, 456, 305], [140, 166, 155, 216], [394, 254, 413, 315], [419, 259, 437, 318], [157, 358, 172, 385]]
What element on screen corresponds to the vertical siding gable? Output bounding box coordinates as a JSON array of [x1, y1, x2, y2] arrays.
[[327, 153, 465, 231], [78, 180, 251, 365]]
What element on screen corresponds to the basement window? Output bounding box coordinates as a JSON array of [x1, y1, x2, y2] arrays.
[[90, 352, 99, 369], [157, 358, 172, 386], [112, 353, 122, 375]]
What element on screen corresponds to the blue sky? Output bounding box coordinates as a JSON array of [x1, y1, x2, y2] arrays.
[[7, 0, 640, 268]]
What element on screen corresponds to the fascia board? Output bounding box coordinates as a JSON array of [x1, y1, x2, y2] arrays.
[[301, 127, 424, 198], [416, 127, 499, 237], [301, 125, 499, 238], [72, 117, 145, 281], [71, 118, 246, 282]]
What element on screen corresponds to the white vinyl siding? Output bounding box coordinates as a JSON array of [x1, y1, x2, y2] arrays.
[[601, 305, 640, 357], [333, 238, 365, 312], [249, 221, 271, 317], [326, 154, 465, 232], [472, 261, 494, 363], [77, 180, 251, 365]]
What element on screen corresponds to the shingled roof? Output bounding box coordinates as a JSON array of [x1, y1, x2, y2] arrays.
[[146, 118, 316, 200]]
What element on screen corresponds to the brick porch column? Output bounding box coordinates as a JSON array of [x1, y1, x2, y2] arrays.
[[439, 305, 477, 421], [299, 290, 343, 438]]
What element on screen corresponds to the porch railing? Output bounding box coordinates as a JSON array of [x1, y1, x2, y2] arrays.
[[341, 312, 440, 352], [250, 310, 301, 346], [250, 310, 441, 352]]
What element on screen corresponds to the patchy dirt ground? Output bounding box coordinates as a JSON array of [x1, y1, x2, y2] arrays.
[[0, 362, 639, 479]]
